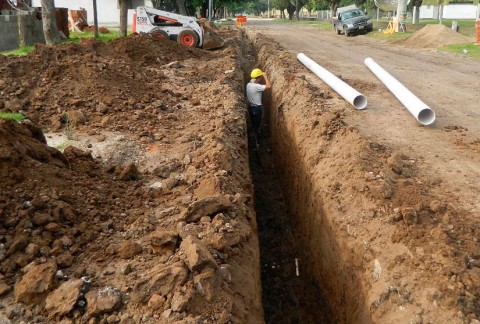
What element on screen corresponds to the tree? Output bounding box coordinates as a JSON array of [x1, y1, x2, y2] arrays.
[[176, 0, 188, 15], [119, 0, 129, 37], [273, 0, 290, 18], [288, 0, 309, 20], [41, 0, 61, 45], [411, 0, 422, 24], [325, 0, 341, 16]]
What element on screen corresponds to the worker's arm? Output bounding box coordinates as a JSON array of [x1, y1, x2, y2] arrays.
[[263, 73, 271, 89]]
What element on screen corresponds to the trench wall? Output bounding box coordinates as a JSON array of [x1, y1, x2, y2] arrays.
[[248, 31, 372, 323], [244, 27, 475, 324]]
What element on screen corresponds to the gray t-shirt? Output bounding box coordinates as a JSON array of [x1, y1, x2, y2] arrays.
[[246, 80, 266, 106]]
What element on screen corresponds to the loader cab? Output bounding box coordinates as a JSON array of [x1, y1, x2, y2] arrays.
[[153, 15, 182, 26]]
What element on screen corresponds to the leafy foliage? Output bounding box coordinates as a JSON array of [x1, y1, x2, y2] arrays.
[[0, 113, 25, 122]]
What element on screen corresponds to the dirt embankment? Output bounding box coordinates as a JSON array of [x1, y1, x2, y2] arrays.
[[0, 31, 263, 323], [249, 30, 480, 323]]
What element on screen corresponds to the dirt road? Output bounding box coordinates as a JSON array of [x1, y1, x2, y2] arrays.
[[249, 20, 480, 216]]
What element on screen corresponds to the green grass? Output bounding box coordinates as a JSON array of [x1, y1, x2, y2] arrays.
[[1, 45, 35, 56], [442, 43, 480, 61], [1, 28, 127, 56], [0, 112, 25, 122], [69, 29, 123, 43], [54, 141, 70, 150], [273, 17, 334, 30]]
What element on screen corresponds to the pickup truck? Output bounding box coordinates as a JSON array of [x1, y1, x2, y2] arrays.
[[332, 8, 373, 36]]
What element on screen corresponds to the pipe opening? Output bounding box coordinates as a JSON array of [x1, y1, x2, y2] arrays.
[[353, 95, 368, 110], [418, 108, 436, 125]]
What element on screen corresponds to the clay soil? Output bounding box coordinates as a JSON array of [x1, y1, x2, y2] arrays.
[[0, 30, 264, 323], [0, 20, 479, 324], [248, 20, 480, 323]]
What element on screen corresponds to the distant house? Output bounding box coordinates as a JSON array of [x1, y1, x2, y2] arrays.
[[420, 0, 479, 19], [0, 0, 14, 11], [30, 0, 153, 25]]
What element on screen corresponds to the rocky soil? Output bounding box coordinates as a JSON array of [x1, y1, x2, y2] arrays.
[[0, 30, 263, 323], [1, 20, 479, 324]]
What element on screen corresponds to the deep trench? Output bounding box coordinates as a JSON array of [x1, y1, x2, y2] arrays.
[[242, 35, 339, 322], [247, 115, 333, 323], [249, 113, 332, 323]]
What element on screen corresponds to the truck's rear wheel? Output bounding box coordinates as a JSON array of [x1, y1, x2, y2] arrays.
[[150, 28, 169, 39], [178, 30, 199, 47]]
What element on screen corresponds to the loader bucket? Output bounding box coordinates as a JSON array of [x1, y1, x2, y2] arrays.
[[198, 20, 225, 50], [202, 31, 225, 50]]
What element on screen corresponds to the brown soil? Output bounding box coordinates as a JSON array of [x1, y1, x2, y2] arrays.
[[399, 24, 472, 48], [247, 21, 480, 324], [1, 20, 480, 324], [0, 30, 263, 323]]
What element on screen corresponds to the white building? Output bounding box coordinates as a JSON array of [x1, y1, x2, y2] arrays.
[[31, 0, 153, 25], [420, 4, 479, 19]]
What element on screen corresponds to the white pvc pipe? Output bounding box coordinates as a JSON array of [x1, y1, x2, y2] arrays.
[[364, 57, 436, 125], [297, 53, 367, 110]]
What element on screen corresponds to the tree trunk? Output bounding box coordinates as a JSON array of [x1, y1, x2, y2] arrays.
[[93, 0, 99, 38], [412, 6, 420, 24], [176, 0, 187, 15], [41, 0, 60, 45], [119, 0, 129, 37], [287, 6, 295, 19]]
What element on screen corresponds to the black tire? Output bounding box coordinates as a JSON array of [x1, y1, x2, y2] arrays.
[[150, 28, 169, 39], [343, 27, 350, 37], [177, 29, 199, 47], [336, 27, 341, 35]]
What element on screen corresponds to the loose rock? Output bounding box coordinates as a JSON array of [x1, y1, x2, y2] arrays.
[[45, 279, 84, 317], [14, 261, 57, 304], [180, 236, 218, 272]]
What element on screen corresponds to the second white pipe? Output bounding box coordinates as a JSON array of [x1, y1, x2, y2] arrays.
[[297, 53, 367, 110], [364, 57, 436, 125]]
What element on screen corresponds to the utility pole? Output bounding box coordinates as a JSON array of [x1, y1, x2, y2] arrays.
[[475, 3, 480, 44], [296, 0, 298, 20], [93, 0, 98, 38], [268, 0, 270, 18], [208, 0, 213, 21]]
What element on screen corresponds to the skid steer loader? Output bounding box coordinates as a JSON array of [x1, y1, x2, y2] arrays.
[[133, 6, 225, 50]]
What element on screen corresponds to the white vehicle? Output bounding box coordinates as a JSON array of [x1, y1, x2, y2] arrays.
[[133, 6, 224, 50]]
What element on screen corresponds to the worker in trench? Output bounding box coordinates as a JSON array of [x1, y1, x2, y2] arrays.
[[246, 68, 271, 145]]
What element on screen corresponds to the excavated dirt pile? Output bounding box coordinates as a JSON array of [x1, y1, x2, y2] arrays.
[[0, 31, 264, 323], [400, 24, 472, 48]]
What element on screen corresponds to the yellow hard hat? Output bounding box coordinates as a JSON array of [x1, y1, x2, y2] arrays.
[[251, 68, 263, 79]]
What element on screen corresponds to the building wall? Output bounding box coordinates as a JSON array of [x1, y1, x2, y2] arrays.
[[420, 4, 478, 19], [0, 0, 13, 10], [443, 4, 478, 18], [31, 0, 152, 26], [0, 13, 45, 51], [0, 15, 19, 51]]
